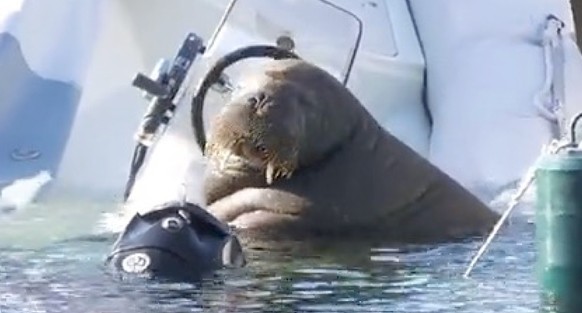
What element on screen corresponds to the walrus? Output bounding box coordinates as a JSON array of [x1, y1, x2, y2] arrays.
[[199, 58, 499, 243]]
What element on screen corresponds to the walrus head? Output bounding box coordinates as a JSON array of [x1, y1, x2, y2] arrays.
[[204, 59, 360, 188], [205, 82, 304, 185]]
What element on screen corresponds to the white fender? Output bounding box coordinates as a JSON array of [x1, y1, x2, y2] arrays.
[[0, 0, 104, 206], [3, 0, 103, 85], [408, 0, 577, 200]]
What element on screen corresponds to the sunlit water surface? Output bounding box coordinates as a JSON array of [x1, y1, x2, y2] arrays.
[[0, 195, 545, 313]]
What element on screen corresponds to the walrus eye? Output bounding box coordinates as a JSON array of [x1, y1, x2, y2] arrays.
[[256, 144, 267, 153], [255, 144, 270, 159]]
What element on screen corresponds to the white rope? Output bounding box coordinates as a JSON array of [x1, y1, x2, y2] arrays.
[[534, 16, 566, 128], [463, 15, 569, 278], [462, 140, 568, 278], [462, 158, 538, 278], [179, 182, 188, 206]]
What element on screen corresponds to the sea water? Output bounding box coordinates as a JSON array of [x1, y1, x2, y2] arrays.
[[0, 186, 549, 313]]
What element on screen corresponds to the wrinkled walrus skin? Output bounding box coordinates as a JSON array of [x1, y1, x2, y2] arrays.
[[200, 58, 499, 244]]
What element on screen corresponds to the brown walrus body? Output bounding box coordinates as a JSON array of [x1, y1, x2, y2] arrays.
[[201, 58, 499, 243]]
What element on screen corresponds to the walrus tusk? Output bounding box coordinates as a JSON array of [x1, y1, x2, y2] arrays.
[[266, 162, 275, 185]]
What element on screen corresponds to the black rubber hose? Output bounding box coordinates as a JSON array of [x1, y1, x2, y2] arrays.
[[122, 143, 149, 201], [570, 111, 582, 145], [190, 45, 299, 154]]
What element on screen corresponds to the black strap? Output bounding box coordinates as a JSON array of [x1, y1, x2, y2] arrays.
[[190, 45, 300, 153], [123, 143, 149, 201]]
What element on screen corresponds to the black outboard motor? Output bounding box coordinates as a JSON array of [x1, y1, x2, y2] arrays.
[[105, 201, 245, 281]]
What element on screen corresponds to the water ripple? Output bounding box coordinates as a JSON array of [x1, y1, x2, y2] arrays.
[[0, 207, 543, 313]]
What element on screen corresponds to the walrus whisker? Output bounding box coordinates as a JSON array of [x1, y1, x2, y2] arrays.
[[285, 171, 293, 179], [218, 149, 234, 172]]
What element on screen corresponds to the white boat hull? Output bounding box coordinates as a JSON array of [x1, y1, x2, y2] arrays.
[[1, 0, 582, 209]]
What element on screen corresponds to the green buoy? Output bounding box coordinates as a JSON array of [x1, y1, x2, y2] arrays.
[[536, 113, 582, 312]]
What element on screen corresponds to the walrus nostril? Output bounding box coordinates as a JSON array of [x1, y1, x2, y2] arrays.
[[247, 96, 258, 106], [256, 92, 267, 103], [247, 92, 269, 111]]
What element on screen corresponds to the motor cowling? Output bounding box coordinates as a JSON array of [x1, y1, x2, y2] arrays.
[[105, 201, 245, 281]]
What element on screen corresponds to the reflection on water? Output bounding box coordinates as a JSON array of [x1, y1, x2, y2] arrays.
[[0, 202, 545, 313]]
